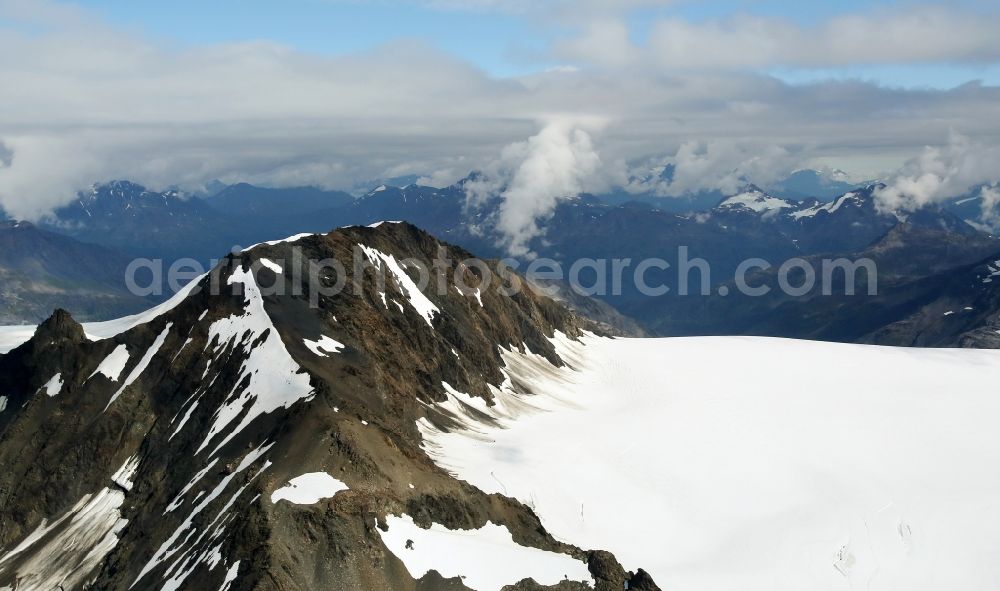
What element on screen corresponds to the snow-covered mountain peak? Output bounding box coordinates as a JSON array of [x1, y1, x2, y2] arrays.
[[788, 189, 867, 219], [716, 185, 795, 214]]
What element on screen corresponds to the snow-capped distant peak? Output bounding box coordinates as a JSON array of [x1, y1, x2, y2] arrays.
[[789, 189, 872, 220], [355, 184, 396, 200], [717, 187, 793, 214]]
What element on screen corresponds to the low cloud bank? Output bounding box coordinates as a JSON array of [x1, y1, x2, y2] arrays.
[[876, 133, 1000, 220]]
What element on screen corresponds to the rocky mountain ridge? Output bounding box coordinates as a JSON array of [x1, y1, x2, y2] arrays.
[[0, 222, 658, 590]]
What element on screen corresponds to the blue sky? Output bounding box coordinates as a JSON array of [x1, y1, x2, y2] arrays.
[[74, 0, 1000, 86], [80, 0, 549, 76]]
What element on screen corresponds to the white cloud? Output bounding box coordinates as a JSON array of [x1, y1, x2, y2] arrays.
[[630, 141, 802, 197], [0, 0, 96, 27], [553, 20, 639, 68], [556, 8, 1000, 69], [876, 133, 1000, 212], [980, 185, 1000, 231], [417, 168, 466, 188], [465, 119, 619, 255]]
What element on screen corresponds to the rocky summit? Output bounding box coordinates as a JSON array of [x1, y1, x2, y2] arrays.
[[0, 222, 656, 591]]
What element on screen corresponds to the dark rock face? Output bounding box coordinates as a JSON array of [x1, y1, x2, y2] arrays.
[[34, 308, 87, 343], [581, 552, 662, 591], [626, 569, 661, 591], [0, 222, 655, 590], [858, 250, 1000, 347], [586, 550, 629, 590]]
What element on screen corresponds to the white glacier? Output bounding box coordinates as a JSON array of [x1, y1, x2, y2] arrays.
[[0, 456, 142, 590], [420, 333, 1000, 591]]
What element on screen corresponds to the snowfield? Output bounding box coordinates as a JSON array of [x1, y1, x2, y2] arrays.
[[420, 333, 1000, 591], [0, 325, 35, 354]]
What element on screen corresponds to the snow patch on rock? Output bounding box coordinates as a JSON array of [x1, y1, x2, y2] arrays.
[[88, 344, 131, 382], [105, 323, 172, 410], [85, 276, 204, 341], [134, 443, 272, 589], [982, 260, 1000, 284], [257, 258, 283, 274], [718, 189, 793, 213], [111, 455, 141, 492], [303, 335, 345, 357], [243, 233, 314, 251], [359, 244, 439, 327], [41, 373, 63, 397], [270, 472, 348, 505], [219, 560, 240, 590]]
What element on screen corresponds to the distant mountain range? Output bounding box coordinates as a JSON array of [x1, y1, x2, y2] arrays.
[[34, 180, 468, 262], [24, 171, 994, 263], [598, 167, 868, 212], [29, 171, 990, 259], [2, 172, 997, 345], [710, 183, 978, 252]]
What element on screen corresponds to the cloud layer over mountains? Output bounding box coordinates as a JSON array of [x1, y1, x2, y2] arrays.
[[0, 0, 999, 247]]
